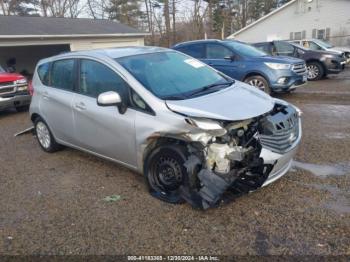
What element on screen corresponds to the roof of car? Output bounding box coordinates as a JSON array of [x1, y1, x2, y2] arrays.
[[39, 46, 170, 63]]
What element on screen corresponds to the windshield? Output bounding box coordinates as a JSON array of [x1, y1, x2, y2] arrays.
[[116, 51, 232, 100], [313, 39, 333, 48], [0, 65, 5, 73], [224, 41, 267, 57]]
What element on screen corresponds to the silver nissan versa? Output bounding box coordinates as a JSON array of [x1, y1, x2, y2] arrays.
[[30, 47, 302, 209]]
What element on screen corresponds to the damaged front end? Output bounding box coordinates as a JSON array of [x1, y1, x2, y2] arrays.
[[179, 102, 302, 209]]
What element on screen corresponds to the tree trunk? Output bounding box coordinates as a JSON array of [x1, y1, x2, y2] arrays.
[[163, 0, 171, 47], [172, 0, 176, 44]]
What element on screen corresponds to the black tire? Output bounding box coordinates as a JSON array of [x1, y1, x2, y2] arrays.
[[15, 105, 29, 112], [34, 117, 62, 153], [306, 62, 324, 81], [144, 145, 189, 204], [244, 75, 271, 94]]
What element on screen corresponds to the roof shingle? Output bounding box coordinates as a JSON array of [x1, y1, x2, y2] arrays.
[[0, 15, 145, 36]]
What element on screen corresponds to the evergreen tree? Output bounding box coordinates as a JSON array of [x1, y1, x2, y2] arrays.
[[106, 0, 143, 28]]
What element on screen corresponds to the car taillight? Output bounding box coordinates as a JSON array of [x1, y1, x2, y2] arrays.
[[28, 80, 34, 96]]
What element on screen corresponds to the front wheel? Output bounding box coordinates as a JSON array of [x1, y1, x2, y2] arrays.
[[244, 75, 271, 94], [144, 145, 188, 204], [307, 62, 324, 81]]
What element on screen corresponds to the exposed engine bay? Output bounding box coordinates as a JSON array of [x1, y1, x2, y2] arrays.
[[178, 103, 301, 209]]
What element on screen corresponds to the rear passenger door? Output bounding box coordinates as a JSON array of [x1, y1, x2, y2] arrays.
[[40, 59, 76, 144], [274, 41, 296, 57], [72, 58, 137, 166], [203, 43, 242, 80]]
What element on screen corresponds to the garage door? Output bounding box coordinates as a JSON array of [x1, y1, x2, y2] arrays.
[[0, 44, 70, 78]]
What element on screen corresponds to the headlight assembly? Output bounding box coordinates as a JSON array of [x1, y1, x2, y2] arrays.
[[186, 118, 227, 136], [264, 62, 291, 70], [15, 78, 27, 85]]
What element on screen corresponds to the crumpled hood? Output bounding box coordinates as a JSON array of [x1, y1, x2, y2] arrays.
[[166, 81, 275, 121]]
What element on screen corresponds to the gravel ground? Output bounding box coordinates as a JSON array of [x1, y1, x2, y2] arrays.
[[1, 68, 350, 256]]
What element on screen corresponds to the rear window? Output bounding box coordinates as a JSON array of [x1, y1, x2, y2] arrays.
[[37, 63, 50, 86], [51, 59, 75, 91]]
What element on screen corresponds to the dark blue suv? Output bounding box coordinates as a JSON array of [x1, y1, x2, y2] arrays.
[[173, 39, 308, 94]]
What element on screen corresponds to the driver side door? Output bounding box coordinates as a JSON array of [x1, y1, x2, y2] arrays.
[[72, 58, 137, 167]]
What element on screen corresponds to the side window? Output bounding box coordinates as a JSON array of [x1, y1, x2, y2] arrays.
[[37, 63, 50, 86], [206, 44, 232, 59], [79, 59, 129, 99], [130, 89, 153, 114], [274, 42, 295, 56], [255, 44, 271, 55], [51, 59, 75, 91], [176, 44, 205, 59], [309, 41, 322, 50]]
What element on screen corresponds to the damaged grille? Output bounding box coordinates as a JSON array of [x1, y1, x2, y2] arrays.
[[259, 105, 300, 153]]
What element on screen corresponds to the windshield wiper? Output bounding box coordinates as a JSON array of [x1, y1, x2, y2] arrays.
[[186, 80, 234, 98], [162, 94, 188, 100]]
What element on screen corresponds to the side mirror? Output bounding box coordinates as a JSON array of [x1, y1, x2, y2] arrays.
[[97, 91, 127, 114], [224, 55, 235, 61]]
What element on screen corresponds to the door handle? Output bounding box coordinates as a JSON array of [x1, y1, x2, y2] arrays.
[[75, 102, 86, 111]]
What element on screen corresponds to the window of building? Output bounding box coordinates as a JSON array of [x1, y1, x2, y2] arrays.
[[313, 28, 331, 40]]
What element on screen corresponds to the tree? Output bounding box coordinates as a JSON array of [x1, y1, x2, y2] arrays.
[[86, 0, 108, 19], [0, 0, 41, 15], [106, 0, 143, 28]]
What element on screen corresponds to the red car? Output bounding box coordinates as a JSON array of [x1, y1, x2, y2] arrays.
[[0, 65, 31, 111]]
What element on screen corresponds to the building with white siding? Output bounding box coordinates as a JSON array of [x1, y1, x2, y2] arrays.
[[0, 16, 147, 75], [227, 0, 350, 46]]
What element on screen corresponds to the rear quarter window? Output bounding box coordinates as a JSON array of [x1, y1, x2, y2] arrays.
[[37, 63, 50, 86], [51, 59, 75, 91]]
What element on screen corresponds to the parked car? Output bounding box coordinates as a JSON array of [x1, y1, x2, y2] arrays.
[[0, 64, 30, 111], [30, 47, 302, 209], [290, 39, 350, 64], [253, 40, 346, 81], [172, 39, 307, 94]]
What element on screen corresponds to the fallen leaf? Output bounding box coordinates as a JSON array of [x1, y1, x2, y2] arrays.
[[103, 195, 122, 202]]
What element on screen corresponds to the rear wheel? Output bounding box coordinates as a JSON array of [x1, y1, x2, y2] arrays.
[[244, 75, 271, 94], [34, 117, 62, 153], [144, 145, 188, 204], [307, 62, 324, 81]]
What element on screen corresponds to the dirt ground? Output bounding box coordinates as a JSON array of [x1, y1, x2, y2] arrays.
[[1, 68, 350, 257]]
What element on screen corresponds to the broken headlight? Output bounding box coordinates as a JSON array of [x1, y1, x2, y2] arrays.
[[185, 118, 227, 137]]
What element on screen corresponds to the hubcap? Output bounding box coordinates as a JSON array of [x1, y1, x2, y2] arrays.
[[36, 122, 51, 149], [307, 64, 319, 80], [248, 79, 266, 92]]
